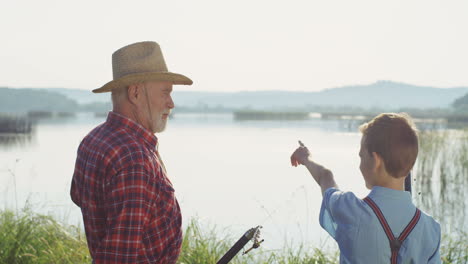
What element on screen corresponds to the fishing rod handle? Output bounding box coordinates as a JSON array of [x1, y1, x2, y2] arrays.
[[216, 234, 250, 264], [217, 227, 260, 264]]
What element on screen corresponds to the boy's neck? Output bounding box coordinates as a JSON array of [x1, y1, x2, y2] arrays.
[[373, 182, 405, 191], [371, 172, 406, 191]]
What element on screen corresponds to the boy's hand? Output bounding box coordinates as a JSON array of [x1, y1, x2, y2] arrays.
[[291, 140, 311, 167], [291, 140, 337, 194]]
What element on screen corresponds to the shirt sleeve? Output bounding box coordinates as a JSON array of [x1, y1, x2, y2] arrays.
[[93, 164, 156, 264], [319, 187, 340, 238], [428, 223, 442, 264], [319, 187, 361, 239]]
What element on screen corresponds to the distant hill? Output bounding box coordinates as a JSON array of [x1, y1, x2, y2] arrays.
[[0, 88, 79, 113], [44, 88, 109, 104], [46, 81, 468, 110], [1, 81, 467, 112], [453, 93, 468, 111], [173, 81, 468, 109], [0, 87, 111, 113]]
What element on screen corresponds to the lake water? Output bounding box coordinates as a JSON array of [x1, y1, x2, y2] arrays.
[[0, 112, 407, 251]]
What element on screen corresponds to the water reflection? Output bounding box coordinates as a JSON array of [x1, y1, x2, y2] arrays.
[[0, 114, 35, 149], [0, 111, 80, 149], [28, 111, 78, 126], [0, 133, 34, 149], [0, 114, 32, 133]]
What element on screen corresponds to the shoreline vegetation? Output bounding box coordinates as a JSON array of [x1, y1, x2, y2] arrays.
[[0, 205, 339, 264], [414, 130, 468, 236], [0, 208, 465, 264], [1, 110, 468, 130], [0, 81, 468, 128], [234, 111, 310, 121]]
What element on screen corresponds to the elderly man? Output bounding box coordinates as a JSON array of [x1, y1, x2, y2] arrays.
[[71, 41, 192, 263]]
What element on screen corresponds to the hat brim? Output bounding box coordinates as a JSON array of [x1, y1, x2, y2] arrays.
[[92, 72, 193, 93]]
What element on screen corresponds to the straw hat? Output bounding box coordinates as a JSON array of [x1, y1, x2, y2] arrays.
[[92, 41, 193, 93]]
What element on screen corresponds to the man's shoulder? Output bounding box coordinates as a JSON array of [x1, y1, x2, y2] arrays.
[[79, 122, 149, 163]]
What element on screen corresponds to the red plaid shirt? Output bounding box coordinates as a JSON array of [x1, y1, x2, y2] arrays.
[[71, 111, 182, 264]]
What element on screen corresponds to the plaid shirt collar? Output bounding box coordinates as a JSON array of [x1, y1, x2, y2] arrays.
[[107, 111, 158, 150]]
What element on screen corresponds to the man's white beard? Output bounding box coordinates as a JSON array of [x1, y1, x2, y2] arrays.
[[154, 117, 167, 133]]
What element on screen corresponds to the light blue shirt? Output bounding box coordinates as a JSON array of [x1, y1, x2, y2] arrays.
[[320, 186, 441, 264]]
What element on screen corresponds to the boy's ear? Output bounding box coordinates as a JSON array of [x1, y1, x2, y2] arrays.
[[371, 152, 384, 171]]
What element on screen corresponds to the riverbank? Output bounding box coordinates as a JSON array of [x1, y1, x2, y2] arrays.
[[0, 207, 337, 264], [0, 208, 465, 263]]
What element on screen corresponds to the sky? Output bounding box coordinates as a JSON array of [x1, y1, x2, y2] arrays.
[[1, 0, 467, 92]]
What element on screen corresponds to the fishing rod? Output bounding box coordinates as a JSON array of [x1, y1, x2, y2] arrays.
[[405, 172, 412, 194], [216, 225, 264, 264]]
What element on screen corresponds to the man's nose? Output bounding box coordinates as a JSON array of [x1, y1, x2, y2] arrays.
[[168, 96, 175, 109]]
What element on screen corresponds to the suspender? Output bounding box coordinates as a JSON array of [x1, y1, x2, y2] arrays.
[[363, 197, 421, 264]]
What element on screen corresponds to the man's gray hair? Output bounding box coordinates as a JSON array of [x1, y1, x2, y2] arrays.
[[111, 86, 127, 106]]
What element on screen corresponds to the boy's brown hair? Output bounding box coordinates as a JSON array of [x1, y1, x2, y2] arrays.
[[359, 113, 419, 178]]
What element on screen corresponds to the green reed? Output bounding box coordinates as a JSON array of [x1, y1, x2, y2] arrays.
[[177, 219, 338, 264], [440, 232, 468, 264], [0, 207, 336, 264], [0, 206, 90, 264], [178, 218, 250, 264], [1, 208, 466, 263], [413, 130, 468, 234], [413, 129, 468, 264]]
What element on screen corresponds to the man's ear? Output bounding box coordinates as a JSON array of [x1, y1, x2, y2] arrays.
[[127, 84, 142, 105]]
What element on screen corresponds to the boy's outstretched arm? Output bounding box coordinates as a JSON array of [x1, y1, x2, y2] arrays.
[[291, 141, 338, 196]]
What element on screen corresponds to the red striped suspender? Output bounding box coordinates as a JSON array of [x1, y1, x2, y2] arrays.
[[363, 197, 421, 264]]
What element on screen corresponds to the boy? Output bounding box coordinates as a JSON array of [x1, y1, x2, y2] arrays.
[[290, 113, 441, 263]]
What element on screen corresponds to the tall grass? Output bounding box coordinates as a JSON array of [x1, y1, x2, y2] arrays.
[[413, 129, 468, 264], [0, 206, 90, 264], [414, 129, 468, 235], [178, 219, 250, 264], [178, 219, 338, 264], [0, 209, 337, 264], [1, 207, 466, 263], [440, 232, 468, 264]]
